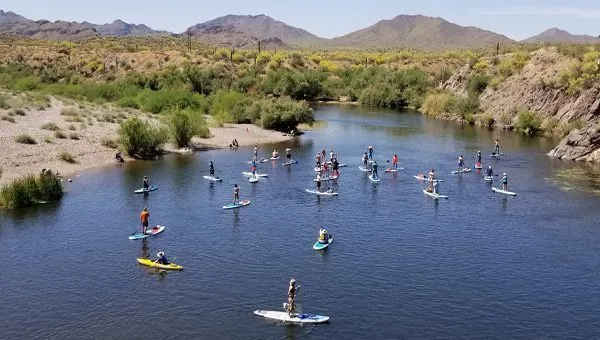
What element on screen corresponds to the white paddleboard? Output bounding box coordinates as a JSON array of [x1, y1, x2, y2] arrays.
[[369, 174, 381, 183], [259, 159, 269, 163], [249, 177, 259, 183], [253, 310, 329, 324], [414, 175, 444, 182], [243, 172, 268, 177], [270, 156, 280, 160], [305, 189, 337, 196], [134, 185, 158, 194], [423, 189, 448, 199], [452, 168, 472, 174], [283, 160, 298, 166], [314, 177, 331, 182], [203, 175, 222, 182], [484, 176, 493, 182], [492, 187, 517, 196], [129, 225, 166, 240], [490, 153, 504, 158], [358, 166, 372, 172], [338, 164, 347, 167], [223, 200, 251, 209]]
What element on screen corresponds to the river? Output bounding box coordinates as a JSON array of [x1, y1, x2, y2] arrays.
[[1, 105, 600, 339]]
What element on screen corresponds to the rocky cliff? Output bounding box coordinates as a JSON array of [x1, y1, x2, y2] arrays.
[[443, 48, 600, 162]]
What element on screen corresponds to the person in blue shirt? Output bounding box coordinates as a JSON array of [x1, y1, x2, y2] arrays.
[[368, 146, 374, 160], [209, 161, 215, 177], [155, 251, 169, 265], [372, 160, 379, 179]]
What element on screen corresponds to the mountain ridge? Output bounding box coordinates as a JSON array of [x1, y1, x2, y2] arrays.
[[523, 27, 600, 44]]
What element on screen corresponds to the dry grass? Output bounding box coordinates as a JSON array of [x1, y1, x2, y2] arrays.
[[14, 134, 37, 144]]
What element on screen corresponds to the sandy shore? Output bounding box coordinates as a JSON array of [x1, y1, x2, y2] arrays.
[[0, 95, 294, 185]]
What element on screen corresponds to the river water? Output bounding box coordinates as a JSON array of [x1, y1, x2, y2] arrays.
[[2, 105, 600, 340]]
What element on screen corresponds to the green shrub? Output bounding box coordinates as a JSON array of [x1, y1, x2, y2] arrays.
[[118, 117, 169, 158], [116, 96, 140, 109], [477, 113, 495, 128], [164, 107, 210, 147], [453, 95, 480, 120], [515, 110, 543, 136], [0, 172, 63, 208], [421, 91, 456, 117], [15, 134, 37, 144], [467, 74, 490, 95], [1, 115, 16, 123], [12, 76, 40, 91], [101, 137, 118, 149], [59, 151, 77, 163], [12, 108, 26, 116], [255, 96, 314, 132], [55, 131, 67, 139], [0, 94, 9, 109]]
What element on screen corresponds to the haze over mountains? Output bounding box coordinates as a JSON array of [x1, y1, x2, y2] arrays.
[[0, 9, 598, 50]]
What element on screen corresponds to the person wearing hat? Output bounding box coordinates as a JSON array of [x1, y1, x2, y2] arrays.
[[143, 176, 149, 190], [154, 251, 169, 265], [318, 228, 330, 244], [502, 173, 508, 191], [286, 278, 300, 315], [494, 140, 501, 156]]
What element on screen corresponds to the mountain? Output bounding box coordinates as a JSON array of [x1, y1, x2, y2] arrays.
[[0, 19, 98, 40], [91, 20, 169, 37], [0, 9, 28, 24], [185, 14, 325, 47], [331, 15, 514, 50], [523, 28, 600, 44]]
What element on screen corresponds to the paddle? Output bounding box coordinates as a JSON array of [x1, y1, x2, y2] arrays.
[[131, 222, 142, 236]]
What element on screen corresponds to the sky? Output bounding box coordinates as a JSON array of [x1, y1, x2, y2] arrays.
[[2, 0, 599, 40]]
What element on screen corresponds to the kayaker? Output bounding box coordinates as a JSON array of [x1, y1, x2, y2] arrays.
[[285, 147, 292, 162], [494, 140, 501, 155], [362, 152, 369, 168], [502, 173, 508, 190], [233, 184, 240, 204], [143, 176, 149, 190], [372, 160, 379, 179], [154, 251, 169, 265], [316, 173, 322, 191], [272, 150, 279, 158], [476, 151, 482, 163], [318, 228, 329, 243], [286, 279, 299, 315], [457, 155, 465, 171], [433, 180, 440, 194], [368, 146, 374, 160], [140, 207, 150, 234], [392, 154, 399, 169], [486, 165, 494, 177], [209, 161, 215, 177]]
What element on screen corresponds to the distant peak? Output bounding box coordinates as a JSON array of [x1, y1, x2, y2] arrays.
[[113, 19, 126, 24]]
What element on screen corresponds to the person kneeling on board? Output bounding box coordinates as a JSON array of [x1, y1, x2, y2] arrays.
[[154, 251, 169, 265], [318, 228, 330, 244]]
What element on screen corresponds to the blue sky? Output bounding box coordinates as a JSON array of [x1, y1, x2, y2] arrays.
[[2, 0, 599, 40]]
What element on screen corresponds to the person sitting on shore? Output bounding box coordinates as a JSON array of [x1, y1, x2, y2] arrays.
[[115, 152, 124, 163]]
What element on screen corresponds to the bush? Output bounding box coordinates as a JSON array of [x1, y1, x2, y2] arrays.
[[164, 107, 210, 147], [59, 151, 77, 163], [0, 172, 63, 209], [421, 91, 457, 117], [1, 115, 16, 123], [60, 107, 79, 116], [453, 95, 480, 120], [69, 132, 80, 140], [0, 94, 9, 109], [100, 137, 118, 149], [118, 117, 169, 158], [477, 113, 495, 128], [467, 74, 490, 95], [116, 96, 140, 109], [55, 131, 67, 139], [515, 110, 542, 136], [13, 108, 26, 116], [44, 136, 53, 143], [254, 96, 314, 132], [15, 134, 37, 144]]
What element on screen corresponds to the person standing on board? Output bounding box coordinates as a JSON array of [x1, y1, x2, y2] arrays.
[[286, 148, 292, 163], [253, 145, 258, 159], [368, 146, 374, 160], [392, 154, 399, 169], [362, 152, 369, 169], [140, 207, 150, 234], [143, 176, 149, 190], [286, 279, 299, 316], [476, 151, 482, 164], [209, 161, 215, 177], [372, 160, 379, 179], [316, 173, 322, 192], [233, 184, 240, 205], [457, 155, 465, 172], [486, 165, 494, 177], [433, 179, 440, 194], [502, 173, 508, 191], [494, 140, 501, 155]]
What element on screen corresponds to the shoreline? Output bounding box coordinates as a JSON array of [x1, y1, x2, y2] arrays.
[[0, 99, 295, 185]]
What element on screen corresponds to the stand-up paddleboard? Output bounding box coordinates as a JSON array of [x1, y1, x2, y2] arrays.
[[414, 175, 444, 182], [369, 174, 381, 183], [134, 185, 158, 194], [283, 160, 298, 166], [452, 168, 472, 174], [243, 172, 268, 178], [338, 164, 347, 167], [492, 187, 517, 196], [137, 258, 183, 271], [129, 225, 165, 240], [253, 310, 329, 324], [385, 168, 404, 173], [259, 159, 269, 163], [203, 175, 222, 182], [475, 162, 483, 169], [223, 200, 251, 209], [484, 176, 493, 182], [313, 236, 333, 250], [249, 177, 259, 183], [314, 167, 322, 172], [490, 153, 504, 158], [422, 189, 448, 199], [270, 156, 280, 160], [314, 177, 331, 182], [330, 174, 339, 180], [358, 166, 372, 172], [305, 189, 337, 196]]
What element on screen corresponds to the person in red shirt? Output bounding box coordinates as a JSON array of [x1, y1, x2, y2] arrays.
[[140, 207, 150, 234], [392, 154, 398, 169]]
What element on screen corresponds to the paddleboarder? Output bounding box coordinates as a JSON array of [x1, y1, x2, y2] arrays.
[[316, 173, 322, 192], [272, 150, 279, 158], [368, 146, 374, 160], [233, 184, 240, 205], [433, 179, 440, 194], [476, 151, 482, 163], [428, 169, 436, 181], [286, 279, 299, 316], [154, 251, 169, 265], [143, 176, 149, 190], [372, 160, 379, 179], [330, 150, 335, 163], [318, 228, 330, 244], [332, 159, 339, 176], [392, 154, 399, 169], [486, 165, 494, 177], [285, 147, 292, 163], [140, 207, 150, 234], [362, 152, 369, 169], [494, 140, 501, 155], [209, 161, 215, 177], [502, 173, 508, 190], [253, 145, 258, 159], [457, 155, 465, 172]]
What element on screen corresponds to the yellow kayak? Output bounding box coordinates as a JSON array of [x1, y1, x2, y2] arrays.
[[137, 258, 183, 271]]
